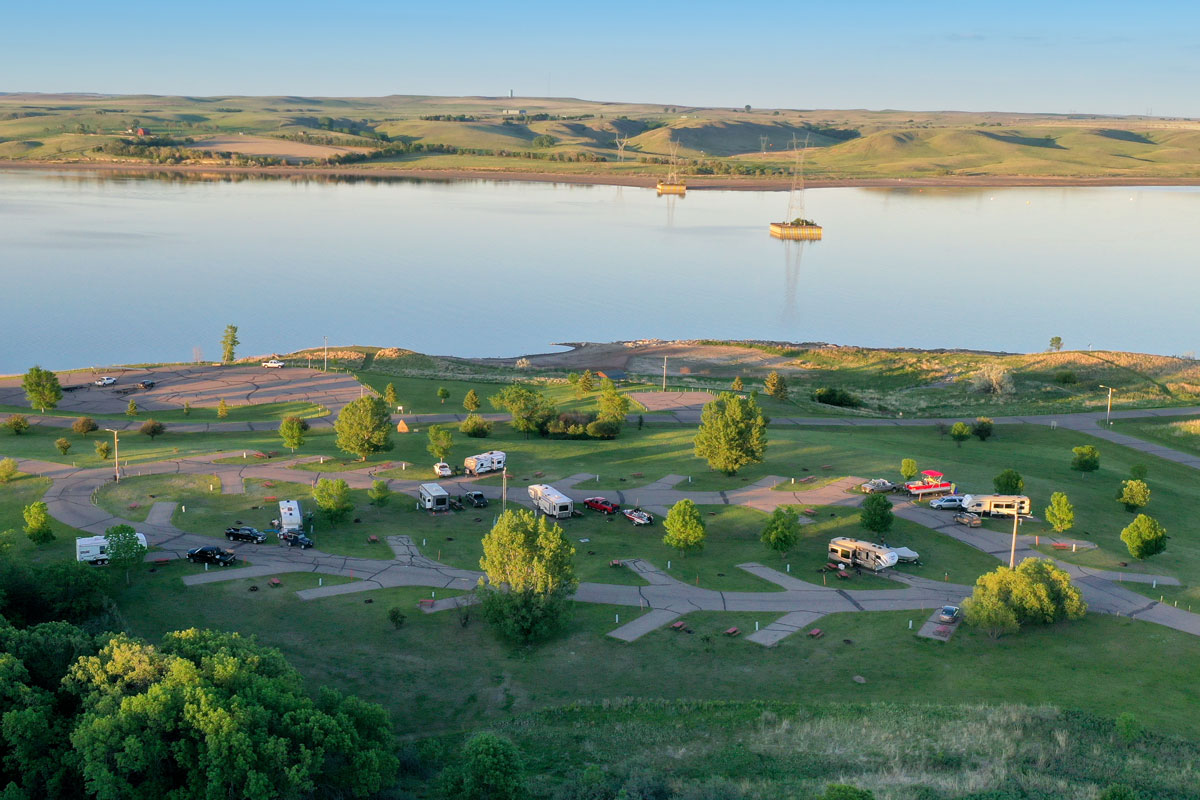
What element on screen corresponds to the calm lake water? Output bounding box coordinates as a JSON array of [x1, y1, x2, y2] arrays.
[[4, 169, 1199, 373]]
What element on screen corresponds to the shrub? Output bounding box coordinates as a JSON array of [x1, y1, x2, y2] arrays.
[[0, 457, 18, 483], [460, 413, 493, 438], [1055, 370, 1078, 384], [1121, 514, 1166, 559], [1071, 444, 1100, 474], [72, 416, 98, 436], [388, 607, 406, 629], [971, 364, 1014, 394], [95, 440, 112, 460], [1115, 712, 1141, 744], [811, 387, 861, 407], [972, 416, 994, 441], [586, 419, 620, 439], [4, 414, 30, 435], [139, 419, 166, 439], [55, 437, 72, 455]]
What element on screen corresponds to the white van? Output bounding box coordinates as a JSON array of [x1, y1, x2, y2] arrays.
[[464, 450, 506, 475], [418, 483, 450, 511], [960, 494, 1031, 517], [76, 533, 148, 565], [528, 484, 573, 519], [827, 537, 898, 572]]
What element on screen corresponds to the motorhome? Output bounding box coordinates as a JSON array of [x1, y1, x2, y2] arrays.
[[418, 483, 450, 511], [76, 533, 148, 565], [464, 450, 507, 476], [528, 484, 574, 519], [960, 494, 1031, 517], [828, 537, 899, 572], [278, 500, 304, 533]]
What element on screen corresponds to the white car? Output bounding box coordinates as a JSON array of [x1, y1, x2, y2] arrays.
[[930, 495, 965, 510], [93, 376, 116, 386], [262, 359, 285, 369], [434, 462, 452, 478]]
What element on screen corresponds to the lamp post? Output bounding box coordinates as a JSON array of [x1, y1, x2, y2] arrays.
[[1098, 384, 1117, 426], [1008, 511, 1021, 569], [323, 336, 328, 372], [104, 428, 120, 483]]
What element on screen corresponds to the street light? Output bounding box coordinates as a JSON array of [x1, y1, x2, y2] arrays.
[[1008, 510, 1022, 569], [323, 336, 328, 372], [104, 428, 120, 483], [1098, 384, 1117, 426]]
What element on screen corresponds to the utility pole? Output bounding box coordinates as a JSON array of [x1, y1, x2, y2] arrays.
[[502, 469, 508, 514], [1009, 512, 1020, 569], [662, 356, 667, 391], [105, 429, 120, 483], [1099, 384, 1117, 426], [323, 336, 328, 372]]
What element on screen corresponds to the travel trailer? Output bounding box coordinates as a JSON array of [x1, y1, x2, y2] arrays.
[[464, 450, 507, 475], [960, 495, 1031, 517], [76, 533, 148, 565], [278, 500, 304, 533], [418, 483, 450, 511], [528, 484, 574, 519], [827, 537, 899, 572]]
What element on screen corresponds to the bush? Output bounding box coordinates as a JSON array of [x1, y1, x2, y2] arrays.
[[549, 411, 596, 439], [586, 419, 620, 440], [1055, 371, 1078, 384], [4, 414, 29, 435], [54, 437, 72, 455], [388, 607, 406, 629], [139, 419, 166, 439], [1115, 712, 1141, 744], [72, 416, 98, 436], [811, 387, 862, 408], [460, 414, 493, 438], [0, 457, 17, 483], [1121, 514, 1166, 559], [971, 364, 1014, 394]]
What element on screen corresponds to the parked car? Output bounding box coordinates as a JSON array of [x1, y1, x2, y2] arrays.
[[938, 605, 961, 624], [860, 478, 895, 494], [584, 497, 620, 514], [138, 379, 156, 389], [953, 511, 982, 528], [262, 359, 285, 369], [463, 491, 488, 508], [225, 526, 266, 543], [187, 546, 236, 566], [279, 531, 314, 549], [434, 462, 452, 478], [93, 376, 116, 386], [930, 495, 965, 510], [622, 508, 654, 526]]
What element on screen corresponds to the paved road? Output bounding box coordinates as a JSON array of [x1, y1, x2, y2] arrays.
[[11, 449, 1200, 646]]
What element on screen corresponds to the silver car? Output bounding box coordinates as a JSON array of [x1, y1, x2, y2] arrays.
[[930, 495, 965, 510]]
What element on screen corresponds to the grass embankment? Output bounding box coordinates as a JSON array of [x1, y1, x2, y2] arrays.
[[1111, 415, 1200, 459], [0, 400, 327, 423]]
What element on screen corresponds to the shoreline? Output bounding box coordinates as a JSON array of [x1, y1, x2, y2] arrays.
[[5, 159, 1200, 190]]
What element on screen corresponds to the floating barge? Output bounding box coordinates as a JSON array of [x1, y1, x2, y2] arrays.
[[769, 221, 823, 240], [657, 181, 687, 196]]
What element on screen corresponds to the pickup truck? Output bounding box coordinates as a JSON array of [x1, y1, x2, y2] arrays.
[[584, 497, 620, 514], [225, 526, 267, 543]]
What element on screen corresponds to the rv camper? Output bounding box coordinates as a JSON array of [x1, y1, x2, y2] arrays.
[[278, 500, 304, 533], [960, 494, 1031, 516], [418, 483, 450, 511], [464, 450, 506, 476], [827, 537, 899, 572], [528, 484, 574, 519], [76, 533, 148, 565]]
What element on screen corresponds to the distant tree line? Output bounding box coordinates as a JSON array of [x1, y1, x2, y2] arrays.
[[324, 141, 608, 166]]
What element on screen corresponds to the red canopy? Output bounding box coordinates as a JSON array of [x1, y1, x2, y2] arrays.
[[920, 470, 944, 478]]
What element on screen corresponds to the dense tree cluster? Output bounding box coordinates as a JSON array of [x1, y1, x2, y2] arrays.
[[963, 558, 1087, 638]]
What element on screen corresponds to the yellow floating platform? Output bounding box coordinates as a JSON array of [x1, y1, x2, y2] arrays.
[[770, 222, 823, 240], [657, 182, 686, 196]]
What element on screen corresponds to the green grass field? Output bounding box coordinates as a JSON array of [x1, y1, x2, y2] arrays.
[[1111, 415, 1200, 458]]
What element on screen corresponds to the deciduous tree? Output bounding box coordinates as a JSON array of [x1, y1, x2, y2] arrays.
[[5, 414, 30, 435], [489, 385, 556, 438], [1118, 479, 1150, 512], [367, 480, 391, 506], [219, 323, 239, 363], [139, 419, 165, 439], [1071, 444, 1100, 475], [1121, 514, 1166, 559], [663, 499, 706, 556], [460, 414, 492, 438], [860, 493, 894, 537], [54, 438, 71, 455], [22, 366, 62, 413], [72, 416, 98, 437], [23, 501, 53, 544], [760, 506, 800, 558], [312, 477, 353, 524], [437, 386, 450, 405], [95, 440, 112, 460], [334, 396, 393, 460], [0, 457, 17, 483], [104, 523, 147, 586], [962, 558, 1086, 637], [693, 392, 768, 475], [458, 733, 526, 800], [1044, 492, 1074, 534], [279, 415, 308, 452], [427, 424, 453, 463], [900, 458, 918, 481], [993, 469, 1024, 495], [478, 509, 576, 643], [972, 417, 994, 441], [1049, 336, 1063, 352], [949, 422, 971, 447]]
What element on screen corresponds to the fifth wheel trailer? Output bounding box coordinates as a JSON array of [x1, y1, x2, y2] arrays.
[[464, 451, 507, 475], [960, 495, 1031, 516], [528, 484, 574, 519], [827, 537, 899, 572]]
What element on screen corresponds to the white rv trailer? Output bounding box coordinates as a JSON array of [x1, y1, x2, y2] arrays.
[[418, 483, 450, 511], [528, 484, 574, 519], [464, 450, 507, 476], [827, 537, 899, 572], [278, 500, 304, 533], [76, 533, 149, 565], [960, 494, 1031, 517]]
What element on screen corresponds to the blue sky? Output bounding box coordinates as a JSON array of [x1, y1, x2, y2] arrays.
[[5, 0, 1197, 116]]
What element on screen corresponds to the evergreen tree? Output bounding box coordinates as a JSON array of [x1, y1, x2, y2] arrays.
[[731, 376, 744, 392], [463, 388, 481, 412], [693, 392, 768, 475], [383, 383, 397, 408], [764, 371, 788, 400], [220, 324, 240, 363]]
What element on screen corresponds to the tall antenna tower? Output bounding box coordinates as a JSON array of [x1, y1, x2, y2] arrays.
[[614, 133, 629, 162], [759, 134, 769, 154]]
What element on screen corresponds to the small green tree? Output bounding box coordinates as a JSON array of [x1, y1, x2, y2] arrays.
[[1121, 514, 1166, 559], [1049, 336, 1063, 352], [993, 469, 1024, 495], [576, 369, 595, 396], [335, 396, 394, 459], [55, 437, 72, 455], [693, 392, 769, 475], [1044, 492, 1074, 534], [5, 413, 31, 434], [0, 457, 17, 483], [126, 398, 138, 417], [900, 458, 918, 481], [1129, 463, 1148, 481], [368, 480, 391, 506], [426, 424, 453, 463], [217, 398, 229, 418], [663, 498, 706, 556], [220, 323, 240, 363], [95, 440, 112, 460], [460, 413, 492, 438], [139, 419, 165, 439], [972, 416, 994, 441], [437, 386, 450, 405], [72, 416, 98, 437], [820, 785, 875, 800], [1115, 712, 1142, 744], [963, 593, 1020, 639], [105, 523, 147, 586], [731, 376, 744, 392], [459, 732, 526, 800], [1071, 444, 1100, 475], [1118, 479, 1150, 512], [182, 401, 191, 416], [596, 378, 630, 427], [384, 382, 397, 408], [312, 478, 353, 524], [760, 506, 800, 558], [860, 493, 894, 537], [764, 370, 788, 400], [1099, 784, 1139, 800], [23, 501, 53, 544], [463, 388, 481, 413], [279, 415, 309, 453], [22, 365, 62, 412], [949, 422, 971, 447], [388, 607, 406, 629]]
